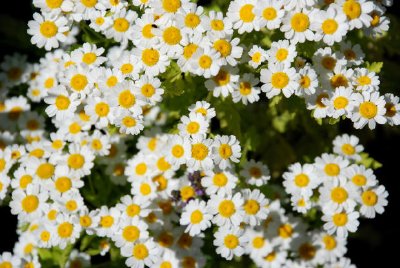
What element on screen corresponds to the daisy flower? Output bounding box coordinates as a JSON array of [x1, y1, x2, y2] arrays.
[[44, 85, 79, 121], [323, 86, 357, 118], [89, 130, 111, 156], [201, 169, 238, 196], [112, 216, 149, 248], [254, 0, 285, 30], [106, 9, 137, 44], [232, 73, 261, 105], [96, 206, 121, 238], [211, 36, 243, 66], [71, 43, 106, 67], [213, 227, 248, 260], [64, 144, 95, 178], [351, 91, 387, 129], [244, 228, 273, 260], [155, 21, 183, 58], [319, 181, 357, 212], [340, 0, 374, 29], [205, 66, 239, 98], [88, 10, 112, 32], [312, 47, 347, 74], [212, 135, 241, 170], [62, 65, 94, 98], [261, 63, 299, 98], [180, 199, 212, 236], [322, 209, 360, 238], [227, 0, 260, 34], [109, 80, 143, 113], [134, 46, 169, 77], [242, 188, 269, 226], [290, 194, 313, 214], [191, 47, 224, 79], [313, 4, 349, 46], [178, 113, 209, 139], [352, 68, 380, 92], [131, 179, 158, 201], [165, 135, 191, 168], [240, 159, 271, 187], [316, 233, 347, 262], [248, 45, 268, 68], [343, 164, 377, 190], [324, 65, 354, 91], [85, 96, 114, 128], [116, 195, 152, 219], [135, 75, 164, 105], [177, 32, 206, 73], [188, 101, 216, 122], [314, 153, 349, 185], [364, 6, 390, 37], [120, 239, 160, 268], [208, 192, 244, 227], [176, 3, 206, 35], [125, 153, 156, 181], [254, 247, 288, 268], [54, 213, 82, 249], [27, 12, 69, 50], [283, 163, 320, 198], [187, 137, 214, 171], [295, 65, 319, 96], [340, 41, 365, 66], [306, 89, 330, 118], [281, 8, 317, 44], [333, 134, 364, 161], [383, 93, 400, 126], [0, 252, 21, 268], [267, 40, 297, 67], [115, 53, 141, 80], [203, 11, 234, 38], [358, 185, 388, 218], [114, 109, 144, 135]]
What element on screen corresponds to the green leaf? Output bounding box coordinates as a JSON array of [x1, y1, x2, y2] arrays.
[[366, 62, 384, 73], [358, 152, 383, 169]]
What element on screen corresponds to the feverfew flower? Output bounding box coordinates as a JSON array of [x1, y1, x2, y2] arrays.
[[180, 199, 212, 236]]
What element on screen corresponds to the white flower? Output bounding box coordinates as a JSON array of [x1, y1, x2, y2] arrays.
[[190, 46, 224, 78], [28, 12, 69, 50], [283, 163, 320, 198], [383, 93, 400, 126], [314, 153, 349, 185], [240, 159, 271, 187], [261, 63, 299, 98], [351, 91, 387, 129], [281, 8, 318, 44], [44, 85, 79, 121], [232, 73, 261, 105], [267, 40, 297, 67], [63, 144, 95, 178], [352, 68, 380, 93], [358, 185, 388, 218], [205, 66, 239, 98], [323, 86, 357, 119], [319, 181, 358, 212], [254, 0, 285, 30], [313, 4, 349, 46], [10, 183, 48, 221], [213, 227, 248, 260], [295, 65, 319, 96], [165, 135, 191, 168], [201, 169, 238, 196], [96, 206, 121, 238], [339, 0, 374, 29], [112, 216, 149, 248], [134, 46, 169, 77], [180, 199, 212, 236], [322, 209, 360, 238], [187, 137, 214, 171], [188, 101, 216, 122], [343, 164, 377, 190], [227, 0, 260, 34], [135, 75, 164, 105], [212, 135, 241, 170], [247, 45, 268, 68], [121, 239, 160, 268], [178, 113, 209, 139], [333, 134, 364, 161], [54, 213, 82, 249], [242, 188, 269, 226], [208, 192, 244, 227]]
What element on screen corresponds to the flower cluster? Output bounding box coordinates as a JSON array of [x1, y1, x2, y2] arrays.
[[0, 0, 397, 267]]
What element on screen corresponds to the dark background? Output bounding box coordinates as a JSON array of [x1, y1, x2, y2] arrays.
[[1, 1, 399, 267]]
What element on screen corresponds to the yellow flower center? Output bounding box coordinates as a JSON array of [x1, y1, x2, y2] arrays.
[[333, 96, 349, 109], [140, 183, 152, 195], [276, 48, 288, 62], [271, 72, 289, 89], [244, 199, 260, 215], [264, 252, 276, 262], [46, 0, 63, 8], [40, 21, 58, 38], [68, 154, 85, 169], [218, 200, 236, 217], [118, 90, 135, 108], [218, 144, 232, 159], [133, 244, 149, 260], [263, 7, 277, 20], [180, 186, 195, 201], [70, 74, 88, 91], [359, 101, 377, 119], [58, 222, 73, 238], [171, 144, 184, 158], [191, 143, 209, 160], [122, 225, 140, 242], [185, 13, 200, 28], [299, 75, 311, 89], [81, 0, 97, 8], [36, 163, 55, 179], [357, 75, 371, 86], [113, 18, 130, 32], [332, 213, 348, 226], [331, 187, 348, 203], [341, 144, 355, 155], [163, 26, 182, 45], [252, 237, 265, 248], [100, 216, 114, 228], [322, 19, 338, 34], [183, 44, 198, 59], [294, 173, 310, 187], [323, 235, 337, 250], [239, 4, 255, 22], [252, 52, 261, 63], [55, 95, 70, 110], [324, 163, 340, 176], [362, 190, 378, 206], [330, 74, 349, 88], [198, 55, 212, 69], [22, 195, 39, 213], [142, 24, 154, 39], [82, 52, 97, 65], [321, 56, 336, 71], [352, 174, 366, 186], [213, 39, 232, 57], [190, 210, 203, 224], [66, 200, 78, 211], [69, 122, 81, 134], [126, 204, 141, 217], [55, 176, 72, 193], [20, 175, 32, 189], [135, 163, 147, 175], [385, 103, 396, 117], [291, 13, 310, 32], [162, 0, 181, 13], [213, 173, 228, 187], [299, 243, 316, 261], [142, 49, 160, 66], [80, 215, 92, 227], [213, 69, 230, 86], [278, 224, 293, 238], [224, 234, 239, 249], [239, 81, 252, 95], [343, 0, 361, 20], [211, 19, 224, 31]]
